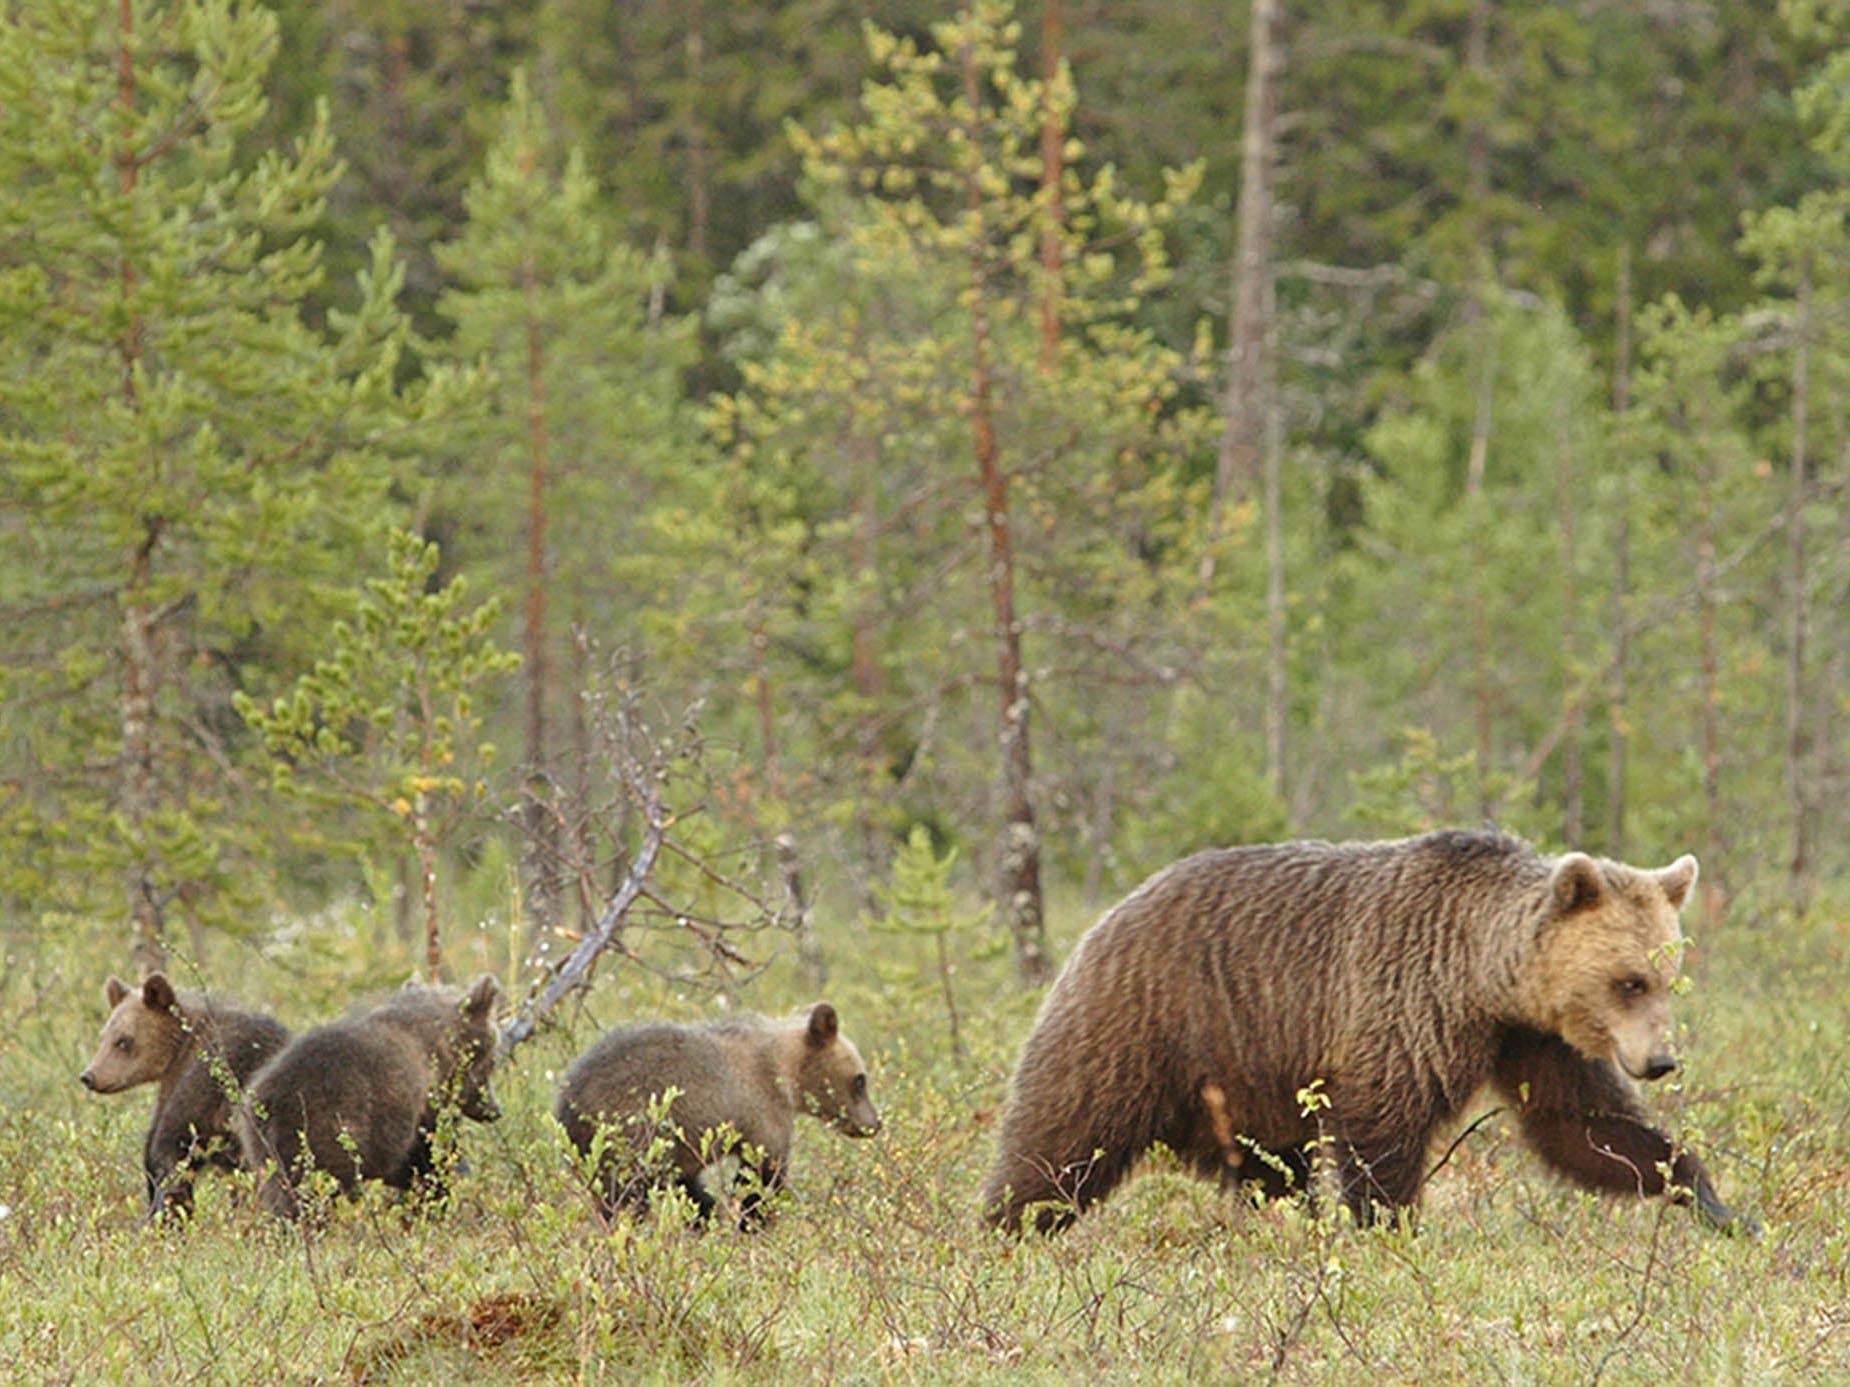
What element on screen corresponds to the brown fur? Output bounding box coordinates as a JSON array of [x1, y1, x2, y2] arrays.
[[80, 972, 289, 1219], [981, 830, 1752, 1235], [554, 1002, 880, 1225], [237, 975, 501, 1218]]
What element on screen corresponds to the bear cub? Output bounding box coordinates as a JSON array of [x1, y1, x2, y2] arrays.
[[554, 1002, 881, 1226], [81, 972, 290, 1219], [238, 975, 501, 1218]]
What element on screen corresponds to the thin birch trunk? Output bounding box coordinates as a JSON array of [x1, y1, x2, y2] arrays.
[[1200, 0, 1281, 587], [1463, 0, 1494, 822], [1608, 243, 1633, 855], [1784, 261, 1813, 908], [520, 239, 561, 935], [1696, 457, 1723, 929], [1558, 422, 1582, 844], [115, 0, 166, 976]]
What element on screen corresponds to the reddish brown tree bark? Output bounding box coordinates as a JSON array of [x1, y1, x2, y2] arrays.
[[961, 30, 1049, 986], [1037, 0, 1065, 370]]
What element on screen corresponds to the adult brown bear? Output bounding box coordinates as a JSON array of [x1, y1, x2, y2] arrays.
[[981, 831, 1753, 1235]]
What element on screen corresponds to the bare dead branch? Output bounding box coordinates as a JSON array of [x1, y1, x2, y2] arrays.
[[499, 724, 665, 1055]]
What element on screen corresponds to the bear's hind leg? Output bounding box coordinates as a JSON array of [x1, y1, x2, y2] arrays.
[[1492, 1027, 1755, 1234]]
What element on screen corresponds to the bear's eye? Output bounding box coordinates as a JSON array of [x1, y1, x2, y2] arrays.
[[114, 1036, 133, 1052], [1614, 975, 1650, 1000], [852, 1074, 867, 1096]]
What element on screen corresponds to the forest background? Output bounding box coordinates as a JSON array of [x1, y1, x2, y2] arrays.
[[0, 0, 1847, 1380]]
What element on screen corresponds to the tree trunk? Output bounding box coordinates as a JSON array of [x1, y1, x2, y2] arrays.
[[778, 832, 826, 988], [848, 428, 890, 907], [1784, 260, 1813, 909], [520, 246, 561, 935], [1262, 263, 1287, 801], [1037, 0, 1065, 370], [1200, 0, 1281, 587], [1557, 421, 1582, 844], [684, 24, 710, 266], [1696, 457, 1723, 930], [116, 0, 166, 976], [570, 616, 594, 931], [416, 797, 441, 979], [1463, 0, 1495, 822], [1607, 242, 1633, 856], [751, 598, 781, 798], [961, 29, 1050, 987]]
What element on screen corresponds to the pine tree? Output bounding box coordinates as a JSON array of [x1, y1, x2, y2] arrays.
[[237, 530, 519, 980], [724, 0, 1209, 982], [0, 0, 450, 969], [432, 71, 702, 931]]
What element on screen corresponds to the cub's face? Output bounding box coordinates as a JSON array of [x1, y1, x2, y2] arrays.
[[451, 974, 503, 1124], [1534, 853, 1697, 1082], [796, 1002, 882, 1138], [80, 974, 185, 1094]]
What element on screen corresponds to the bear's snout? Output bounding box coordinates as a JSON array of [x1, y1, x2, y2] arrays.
[[79, 1069, 97, 1090], [1640, 1054, 1679, 1082]]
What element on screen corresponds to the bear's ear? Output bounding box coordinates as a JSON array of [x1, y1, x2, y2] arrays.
[[806, 1002, 840, 1048], [141, 973, 178, 1014], [105, 976, 131, 1009], [1548, 853, 1605, 916], [463, 973, 500, 1020], [1656, 854, 1699, 910]]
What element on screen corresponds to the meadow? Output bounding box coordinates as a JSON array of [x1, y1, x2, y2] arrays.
[[1, 891, 1845, 1385]]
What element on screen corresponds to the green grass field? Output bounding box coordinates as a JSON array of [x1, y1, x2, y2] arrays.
[[2, 896, 1845, 1384]]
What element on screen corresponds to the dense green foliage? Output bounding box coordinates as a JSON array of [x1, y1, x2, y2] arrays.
[[4, 0, 1845, 945], [1, 0, 1847, 1377]]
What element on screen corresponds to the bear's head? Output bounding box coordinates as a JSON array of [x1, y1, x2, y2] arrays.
[[81, 973, 188, 1093], [384, 974, 503, 1122], [1527, 852, 1698, 1082], [792, 1002, 882, 1138], [446, 973, 503, 1123]]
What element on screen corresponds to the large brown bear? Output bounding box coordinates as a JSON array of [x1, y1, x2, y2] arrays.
[[237, 975, 501, 1219], [981, 831, 1754, 1235], [554, 1002, 881, 1226], [80, 973, 290, 1219]]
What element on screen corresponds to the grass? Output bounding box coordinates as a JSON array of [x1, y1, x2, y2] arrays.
[[1, 891, 1845, 1384]]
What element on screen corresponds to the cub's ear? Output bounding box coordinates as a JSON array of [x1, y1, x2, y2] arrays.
[[1549, 853, 1605, 916], [806, 1002, 840, 1048], [105, 976, 132, 1009], [1656, 854, 1699, 910], [141, 973, 178, 1014], [463, 973, 500, 1019]]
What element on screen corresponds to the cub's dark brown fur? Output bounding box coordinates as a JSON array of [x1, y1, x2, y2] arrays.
[[238, 976, 501, 1218], [80, 973, 289, 1218], [554, 1002, 880, 1225], [982, 831, 1752, 1235]]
